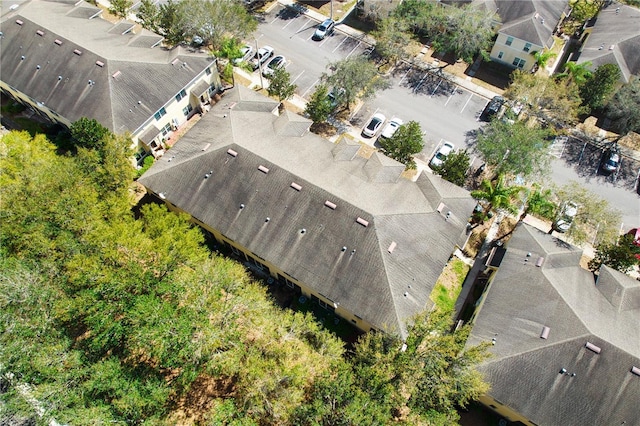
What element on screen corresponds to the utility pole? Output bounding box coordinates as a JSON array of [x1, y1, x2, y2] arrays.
[[255, 35, 264, 90]]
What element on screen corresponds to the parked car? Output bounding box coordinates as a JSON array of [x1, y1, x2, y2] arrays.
[[380, 117, 403, 139], [233, 45, 255, 65], [263, 55, 286, 77], [327, 87, 345, 109], [600, 147, 621, 174], [481, 96, 505, 121], [626, 228, 640, 260], [313, 19, 335, 40], [362, 113, 386, 138], [429, 141, 454, 168], [552, 201, 578, 233], [251, 46, 274, 70]]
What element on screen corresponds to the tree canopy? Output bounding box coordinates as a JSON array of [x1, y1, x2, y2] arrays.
[[379, 121, 424, 169], [266, 66, 297, 104], [475, 119, 553, 178], [322, 57, 391, 111], [304, 84, 333, 124], [588, 233, 640, 273], [579, 63, 621, 111], [370, 17, 414, 66], [471, 174, 524, 219], [433, 149, 471, 187], [605, 76, 640, 134]]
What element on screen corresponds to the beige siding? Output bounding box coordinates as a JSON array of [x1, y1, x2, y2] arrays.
[[490, 33, 543, 72]]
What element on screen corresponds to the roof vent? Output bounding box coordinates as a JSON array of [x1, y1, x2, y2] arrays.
[[201, 143, 210, 151], [324, 200, 337, 210], [36, 65, 40, 70], [265, 217, 270, 223], [172, 58, 180, 66], [239, 203, 245, 209], [388, 241, 397, 253], [631, 366, 640, 377], [15, 19, 24, 25], [535, 257, 545, 267], [73, 49, 82, 56], [300, 228, 306, 234], [204, 170, 212, 179], [609, 45, 615, 50], [54, 39, 63, 45], [585, 342, 601, 354], [540, 326, 550, 339], [437, 202, 446, 213], [96, 60, 105, 67], [227, 148, 237, 157], [258, 165, 269, 174], [290, 182, 302, 191], [36, 30, 44, 36], [20, 55, 25, 60], [356, 217, 369, 227], [341, 246, 347, 252]]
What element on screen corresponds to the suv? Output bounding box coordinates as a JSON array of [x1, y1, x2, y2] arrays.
[[481, 96, 505, 121], [552, 201, 578, 233], [600, 147, 621, 174], [313, 19, 335, 40], [251, 46, 274, 71]]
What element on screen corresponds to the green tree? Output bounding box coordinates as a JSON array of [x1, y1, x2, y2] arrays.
[[605, 76, 640, 134], [322, 57, 391, 112], [136, 0, 160, 32], [475, 119, 553, 178], [157, 0, 187, 46], [557, 61, 593, 85], [471, 175, 524, 219], [266, 67, 297, 105], [370, 17, 414, 66], [69, 117, 111, 150], [588, 233, 640, 273], [533, 49, 557, 68], [379, 121, 424, 169], [394, 0, 438, 36], [522, 185, 556, 220], [580, 63, 621, 111], [109, 0, 132, 19], [304, 84, 333, 124], [432, 149, 470, 187]]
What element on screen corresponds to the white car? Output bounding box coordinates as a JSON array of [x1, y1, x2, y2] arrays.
[[262, 55, 286, 77], [233, 45, 254, 65], [380, 117, 403, 139], [362, 113, 386, 138], [251, 46, 274, 70], [429, 141, 455, 168], [552, 201, 578, 233]]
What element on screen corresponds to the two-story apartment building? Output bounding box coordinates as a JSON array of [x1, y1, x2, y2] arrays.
[[139, 85, 477, 338], [0, 0, 221, 160], [467, 223, 640, 425], [475, 0, 570, 72]]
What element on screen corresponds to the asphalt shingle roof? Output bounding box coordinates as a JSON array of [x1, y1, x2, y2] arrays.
[[139, 85, 476, 337], [468, 223, 640, 425]]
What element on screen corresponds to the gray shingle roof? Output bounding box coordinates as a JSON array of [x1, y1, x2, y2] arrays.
[[577, 3, 640, 83], [468, 223, 640, 425], [139, 85, 476, 337], [0, 0, 215, 134]]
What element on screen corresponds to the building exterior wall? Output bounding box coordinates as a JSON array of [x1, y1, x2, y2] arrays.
[[479, 395, 538, 425], [152, 192, 377, 334], [490, 33, 543, 72], [0, 82, 71, 128]]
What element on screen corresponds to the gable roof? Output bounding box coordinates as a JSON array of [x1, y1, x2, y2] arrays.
[[139, 85, 476, 337], [475, 0, 568, 47], [0, 0, 215, 134], [468, 223, 640, 425], [577, 2, 640, 83]]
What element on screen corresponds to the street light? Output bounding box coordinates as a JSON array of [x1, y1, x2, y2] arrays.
[[255, 34, 264, 90]]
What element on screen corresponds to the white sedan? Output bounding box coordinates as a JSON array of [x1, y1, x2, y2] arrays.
[[380, 117, 403, 139], [362, 113, 386, 138], [429, 141, 455, 168]]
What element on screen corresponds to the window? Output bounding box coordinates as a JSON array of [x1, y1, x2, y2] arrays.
[[497, 51, 504, 59], [523, 43, 532, 53], [183, 104, 193, 116], [512, 57, 526, 68], [154, 107, 166, 121], [205, 67, 212, 75], [505, 36, 514, 46], [175, 89, 187, 102], [208, 83, 217, 95], [160, 122, 171, 136]]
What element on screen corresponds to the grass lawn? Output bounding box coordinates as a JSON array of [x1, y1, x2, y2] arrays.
[[431, 258, 470, 311]]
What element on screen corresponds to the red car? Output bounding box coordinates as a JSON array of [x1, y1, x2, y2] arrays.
[[627, 228, 640, 260]]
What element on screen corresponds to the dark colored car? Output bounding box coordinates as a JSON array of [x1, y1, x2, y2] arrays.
[[481, 96, 505, 121]]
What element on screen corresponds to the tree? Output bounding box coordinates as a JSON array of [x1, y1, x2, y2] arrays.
[[522, 185, 556, 220], [304, 84, 333, 124], [471, 175, 524, 219], [379, 121, 424, 169], [605, 76, 640, 134], [370, 17, 413, 66], [69, 117, 111, 150], [266, 67, 297, 105], [136, 0, 160, 32], [533, 49, 557, 68], [580, 63, 621, 111], [432, 149, 470, 187], [475, 119, 553, 178], [506, 70, 585, 125], [394, 0, 438, 36], [157, 0, 187, 46], [588, 233, 640, 273], [322, 57, 391, 111], [109, 0, 132, 19], [557, 61, 593, 85]]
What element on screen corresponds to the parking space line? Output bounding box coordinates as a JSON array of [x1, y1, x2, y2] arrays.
[[332, 35, 348, 52], [292, 18, 308, 32], [270, 15, 279, 25], [414, 72, 429, 92], [301, 78, 319, 98], [291, 70, 305, 84], [460, 93, 473, 113], [430, 79, 442, 97], [345, 40, 361, 59], [398, 68, 411, 86]]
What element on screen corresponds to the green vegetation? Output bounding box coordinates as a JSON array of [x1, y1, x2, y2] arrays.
[[379, 120, 424, 169], [0, 129, 489, 424], [588, 233, 640, 273], [266, 66, 297, 105], [431, 258, 470, 311], [433, 149, 471, 187]]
